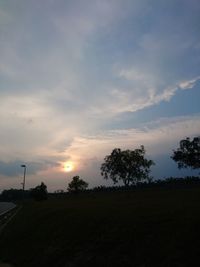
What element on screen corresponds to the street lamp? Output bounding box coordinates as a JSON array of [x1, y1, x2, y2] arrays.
[[21, 164, 26, 191]]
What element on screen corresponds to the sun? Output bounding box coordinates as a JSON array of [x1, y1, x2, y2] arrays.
[[63, 161, 74, 172]]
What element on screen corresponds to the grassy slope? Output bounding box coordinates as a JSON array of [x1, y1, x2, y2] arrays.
[[1, 187, 200, 267]]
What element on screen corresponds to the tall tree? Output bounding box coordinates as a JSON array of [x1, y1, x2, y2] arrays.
[[67, 176, 88, 193], [31, 182, 48, 201], [171, 136, 200, 170], [101, 146, 155, 186]]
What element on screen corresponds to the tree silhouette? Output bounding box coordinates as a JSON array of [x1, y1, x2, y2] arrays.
[[31, 182, 48, 201], [171, 136, 200, 171], [101, 146, 155, 186], [67, 176, 88, 193]]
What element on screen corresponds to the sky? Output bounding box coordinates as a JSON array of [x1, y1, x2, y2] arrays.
[[0, 0, 200, 192]]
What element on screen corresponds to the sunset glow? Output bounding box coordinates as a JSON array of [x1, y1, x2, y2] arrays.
[[63, 162, 74, 173]]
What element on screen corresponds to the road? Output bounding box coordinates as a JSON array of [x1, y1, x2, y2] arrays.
[[0, 202, 16, 216]]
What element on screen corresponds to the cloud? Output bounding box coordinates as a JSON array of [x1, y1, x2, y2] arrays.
[[0, 0, 199, 119], [64, 114, 200, 166], [0, 160, 58, 177], [179, 78, 200, 90], [91, 76, 200, 115]]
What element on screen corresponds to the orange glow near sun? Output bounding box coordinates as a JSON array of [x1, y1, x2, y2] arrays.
[[63, 161, 74, 172]]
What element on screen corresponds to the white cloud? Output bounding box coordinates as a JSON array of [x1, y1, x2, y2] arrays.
[[119, 68, 153, 83], [64, 114, 200, 163], [178, 77, 200, 89], [106, 72, 200, 114]]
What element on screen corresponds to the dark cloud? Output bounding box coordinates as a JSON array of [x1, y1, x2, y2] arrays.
[[0, 160, 59, 177]]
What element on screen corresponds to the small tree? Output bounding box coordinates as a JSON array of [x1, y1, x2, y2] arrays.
[[31, 182, 48, 201], [101, 146, 155, 186], [67, 176, 88, 193], [171, 136, 200, 171]]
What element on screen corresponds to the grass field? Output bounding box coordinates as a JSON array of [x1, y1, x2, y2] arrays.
[[1, 186, 200, 267]]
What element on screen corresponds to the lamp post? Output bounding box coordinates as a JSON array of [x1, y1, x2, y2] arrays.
[[21, 164, 26, 191]]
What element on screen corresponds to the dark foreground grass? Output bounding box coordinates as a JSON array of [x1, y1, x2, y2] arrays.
[[1, 187, 200, 267]]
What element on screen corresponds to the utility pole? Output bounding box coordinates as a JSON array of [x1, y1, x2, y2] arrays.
[[21, 164, 26, 191]]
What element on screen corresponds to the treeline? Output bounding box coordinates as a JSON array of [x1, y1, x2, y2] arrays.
[[1, 176, 200, 202], [0, 182, 47, 202], [91, 176, 200, 192]]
